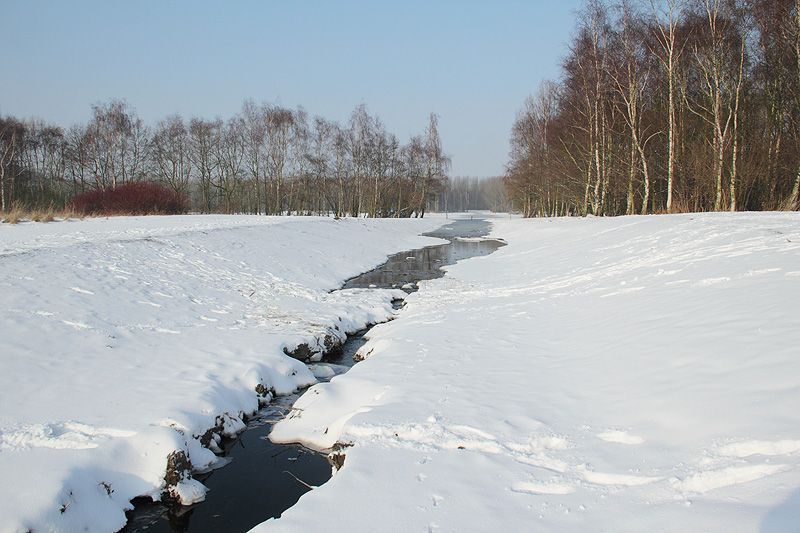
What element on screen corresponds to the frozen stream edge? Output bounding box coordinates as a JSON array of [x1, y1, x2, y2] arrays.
[[123, 219, 505, 532]]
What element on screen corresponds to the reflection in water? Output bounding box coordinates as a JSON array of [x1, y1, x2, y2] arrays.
[[123, 218, 504, 533], [343, 220, 505, 291]]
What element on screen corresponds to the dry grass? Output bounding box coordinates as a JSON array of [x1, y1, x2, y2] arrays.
[[781, 197, 800, 212], [1, 204, 26, 224], [1, 204, 86, 224], [665, 197, 698, 214], [650, 196, 706, 215]]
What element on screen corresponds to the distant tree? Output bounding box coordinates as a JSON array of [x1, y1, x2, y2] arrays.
[[152, 115, 191, 196], [650, 0, 687, 212], [418, 113, 449, 217], [0, 117, 24, 211], [265, 106, 293, 215], [188, 117, 222, 212], [84, 100, 147, 190]]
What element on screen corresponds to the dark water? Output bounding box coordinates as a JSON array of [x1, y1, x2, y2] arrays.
[[123, 218, 504, 533], [123, 398, 329, 533], [121, 339, 372, 533], [342, 219, 505, 291]]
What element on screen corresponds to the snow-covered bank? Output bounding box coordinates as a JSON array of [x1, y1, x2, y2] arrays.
[[263, 212, 800, 532], [0, 215, 444, 532]]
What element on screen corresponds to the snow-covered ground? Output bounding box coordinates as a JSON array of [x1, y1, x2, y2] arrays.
[[0, 215, 444, 532], [262, 212, 800, 532]]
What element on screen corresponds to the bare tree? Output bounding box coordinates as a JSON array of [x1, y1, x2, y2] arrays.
[[188, 118, 222, 213], [152, 115, 191, 196], [651, 0, 687, 212], [241, 100, 268, 214], [613, 1, 658, 214], [0, 118, 23, 211], [265, 106, 293, 215], [685, 0, 746, 210], [418, 113, 450, 217]]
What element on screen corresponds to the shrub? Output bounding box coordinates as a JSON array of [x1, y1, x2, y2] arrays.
[[71, 182, 188, 216]]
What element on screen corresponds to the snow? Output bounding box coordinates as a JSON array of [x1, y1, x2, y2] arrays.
[[0, 214, 444, 532], [260, 212, 800, 533], [171, 477, 208, 506]]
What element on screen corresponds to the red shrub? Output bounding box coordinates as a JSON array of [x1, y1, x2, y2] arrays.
[[71, 182, 188, 216]]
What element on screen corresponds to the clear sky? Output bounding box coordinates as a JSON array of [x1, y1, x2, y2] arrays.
[[0, 0, 582, 177]]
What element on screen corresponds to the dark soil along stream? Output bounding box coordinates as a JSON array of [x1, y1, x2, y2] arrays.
[[122, 218, 504, 533]]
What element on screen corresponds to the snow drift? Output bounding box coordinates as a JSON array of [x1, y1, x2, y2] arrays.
[[262, 212, 800, 532], [0, 214, 443, 532]]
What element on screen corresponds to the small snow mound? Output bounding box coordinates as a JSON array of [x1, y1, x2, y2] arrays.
[[448, 425, 496, 441], [673, 464, 787, 494], [597, 430, 644, 445], [579, 467, 660, 487], [718, 439, 800, 458], [218, 413, 246, 437], [308, 364, 337, 379], [528, 435, 570, 452], [173, 478, 207, 505], [511, 480, 575, 495]]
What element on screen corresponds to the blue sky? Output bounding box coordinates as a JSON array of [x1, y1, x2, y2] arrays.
[[0, 1, 582, 176]]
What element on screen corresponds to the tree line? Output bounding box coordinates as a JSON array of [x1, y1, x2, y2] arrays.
[[0, 100, 449, 217], [506, 0, 800, 216], [435, 176, 511, 213]]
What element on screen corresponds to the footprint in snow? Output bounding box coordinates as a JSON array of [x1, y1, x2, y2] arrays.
[[693, 277, 731, 287], [62, 320, 91, 330], [69, 287, 94, 295]]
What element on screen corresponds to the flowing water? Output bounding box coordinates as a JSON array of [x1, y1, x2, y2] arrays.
[[122, 218, 505, 532]]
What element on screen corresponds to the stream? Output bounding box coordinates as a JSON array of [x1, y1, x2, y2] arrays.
[[122, 218, 504, 532]]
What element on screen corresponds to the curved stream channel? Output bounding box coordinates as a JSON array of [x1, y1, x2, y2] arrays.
[[123, 219, 505, 532]]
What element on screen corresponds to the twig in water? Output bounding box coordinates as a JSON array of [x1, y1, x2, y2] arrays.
[[283, 470, 317, 490]]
